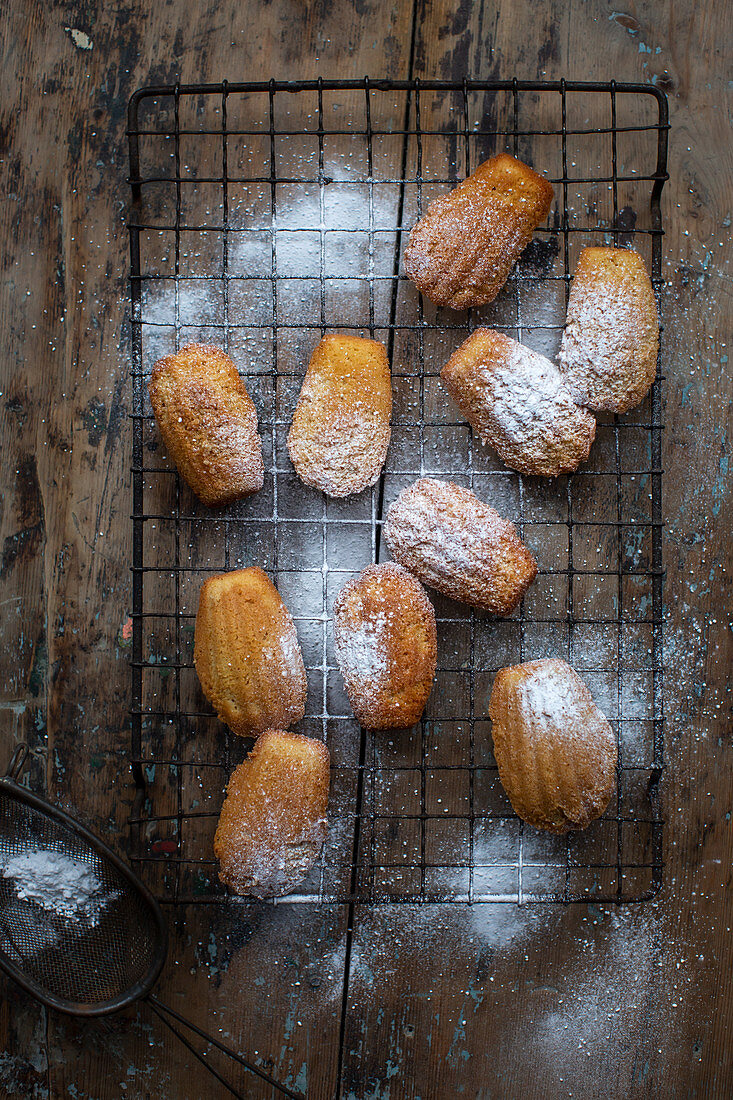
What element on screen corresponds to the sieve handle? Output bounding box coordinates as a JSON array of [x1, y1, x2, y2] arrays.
[[5, 743, 29, 781], [146, 993, 305, 1100]]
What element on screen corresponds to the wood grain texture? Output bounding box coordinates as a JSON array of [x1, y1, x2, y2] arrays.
[[0, 1, 730, 1098]]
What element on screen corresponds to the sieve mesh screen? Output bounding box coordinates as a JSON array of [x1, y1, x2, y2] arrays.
[[0, 781, 165, 1012]]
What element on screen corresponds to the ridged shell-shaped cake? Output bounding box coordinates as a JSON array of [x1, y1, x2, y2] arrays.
[[441, 328, 596, 477], [558, 246, 659, 414], [194, 567, 306, 737], [214, 730, 330, 897], [489, 658, 617, 834], [383, 477, 537, 614], [149, 343, 264, 506], [333, 563, 437, 729], [404, 154, 554, 310]]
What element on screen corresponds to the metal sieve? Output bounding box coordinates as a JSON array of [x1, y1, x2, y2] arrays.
[[0, 745, 302, 1099]]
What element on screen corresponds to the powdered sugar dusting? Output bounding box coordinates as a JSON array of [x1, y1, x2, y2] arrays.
[[0, 846, 116, 927], [518, 659, 584, 720], [335, 614, 389, 691], [496, 341, 574, 425], [512, 659, 616, 763], [383, 477, 537, 613], [441, 330, 596, 477], [291, 403, 389, 498], [266, 616, 306, 683], [224, 818, 327, 899], [558, 247, 659, 413], [287, 335, 392, 497], [332, 563, 437, 729], [560, 279, 637, 386]]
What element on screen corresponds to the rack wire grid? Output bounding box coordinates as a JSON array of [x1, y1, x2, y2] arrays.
[[127, 78, 668, 906]]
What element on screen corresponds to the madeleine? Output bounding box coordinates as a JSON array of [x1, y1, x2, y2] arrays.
[[404, 153, 554, 309], [558, 247, 659, 413], [287, 334, 392, 497], [383, 477, 537, 614], [441, 328, 596, 477], [489, 659, 617, 834], [194, 567, 306, 737], [149, 343, 264, 506], [214, 730, 330, 897], [334, 563, 437, 729]]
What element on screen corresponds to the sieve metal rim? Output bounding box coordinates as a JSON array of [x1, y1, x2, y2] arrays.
[[0, 774, 169, 1017]]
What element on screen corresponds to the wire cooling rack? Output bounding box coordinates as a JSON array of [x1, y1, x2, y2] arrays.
[[127, 79, 668, 905]]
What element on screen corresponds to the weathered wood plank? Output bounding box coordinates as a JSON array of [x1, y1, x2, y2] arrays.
[[1, 1, 414, 1097], [341, 1, 732, 1098]]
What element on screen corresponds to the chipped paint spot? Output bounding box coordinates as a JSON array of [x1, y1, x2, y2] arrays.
[[711, 453, 728, 517], [151, 839, 177, 855], [0, 1006, 48, 1095], [29, 635, 47, 697], [0, 700, 28, 718], [609, 11, 640, 34], [81, 396, 106, 447], [65, 27, 93, 50], [293, 1063, 307, 1093], [447, 1013, 467, 1063], [118, 615, 133, 647]]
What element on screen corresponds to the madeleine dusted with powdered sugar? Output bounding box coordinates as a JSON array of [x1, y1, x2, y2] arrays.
[[558, 247, 659, 413], [214, 730, 330, 897], [404, 154, 554, 310], [334, 563, 437, 729], [149, 343, 264, 506], [441, 328, 596, 477], [287, 334, 392, 497], [383, 478, 537, 614], [194, 568, 306, 737], [489, 659, 617, 834]]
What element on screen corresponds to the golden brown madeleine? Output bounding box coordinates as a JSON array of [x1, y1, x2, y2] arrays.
[[382, 477, 537, 614], [333, 563, 437, 729], [193, 567, 306, 737], [287, 334, 392, 497], [214, 729, 330, 897], [489, 659, 617, 834], [558, 246, 659, 413], [149, 343, 264, 506], [404, 154, 554, 310], [441, 328, 596, 477]]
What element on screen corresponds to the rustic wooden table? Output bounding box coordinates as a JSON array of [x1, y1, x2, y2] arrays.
[[0, 1, 730, 1097]]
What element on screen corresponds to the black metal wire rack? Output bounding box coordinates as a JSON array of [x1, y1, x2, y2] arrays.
[[127, 78, 668, 905]]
